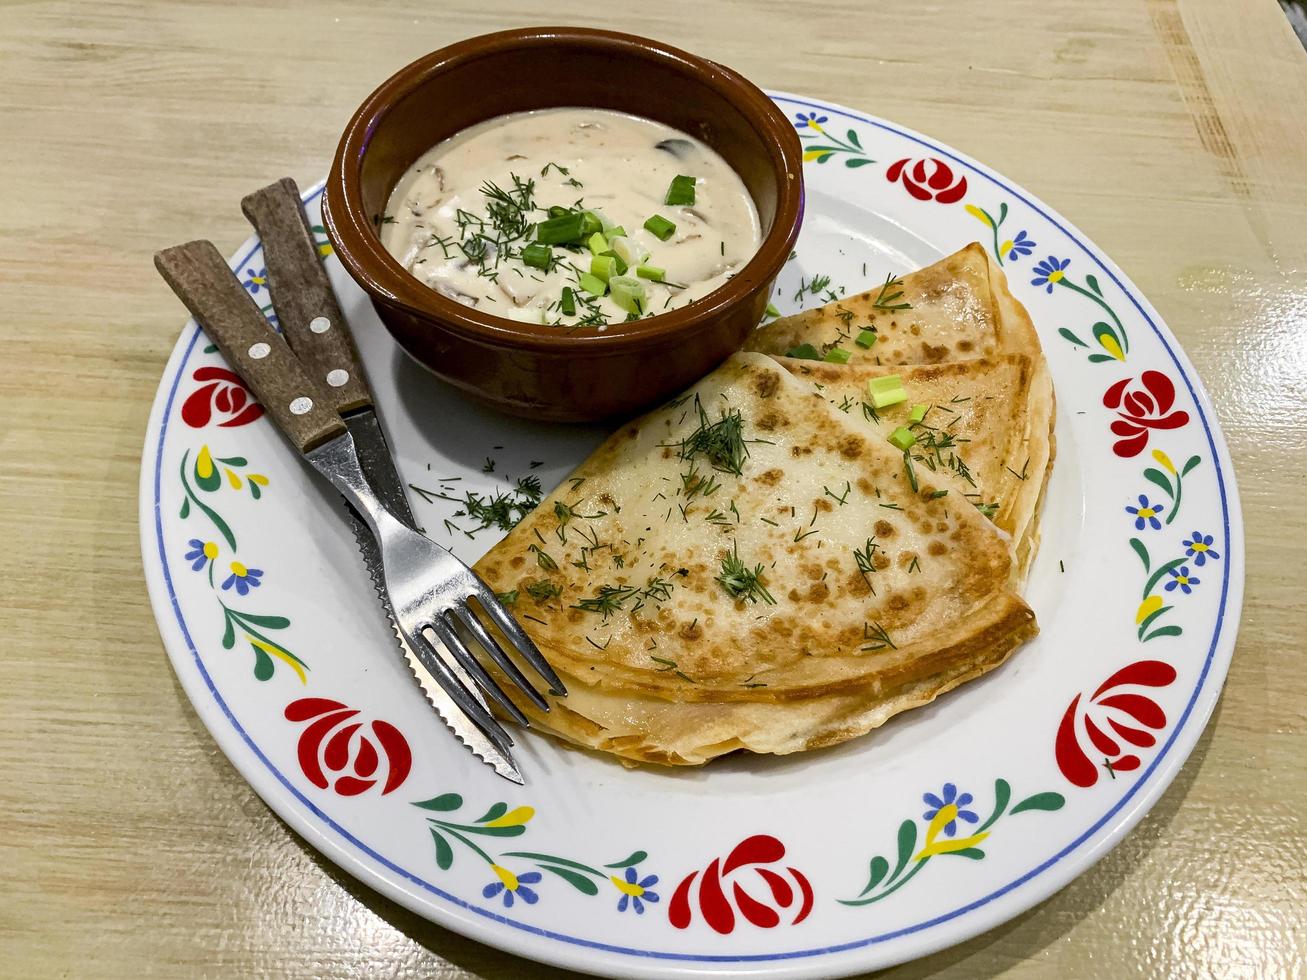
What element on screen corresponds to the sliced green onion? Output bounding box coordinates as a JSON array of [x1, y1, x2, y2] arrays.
[[871, 387, 907, 409], [587, 231, 609, 255], [578, 272, 607, 297], [580, 211, 603, 236], [590, 254, 619, 282], [764, 303, 781, 319], [605, 225, 627, 239], [823, 347, 851, 364], [867, 375, 903, 395], [909, 403, 929, 424], [636, 263, 665, 282], [590, 208, 615, 230], [643, 214, 676, 241], [536, 212, 586, 244], [609, 275, 647, 315], [520, 243, 552, 270], [888, 427, 917, 451], [547, 205, 570, 219], [560, 287, 576, 316], [855, 329, 878, 348], [600, 250, 629, 275], [664, 174, 697, 206], [610, 236, 649, 267], [785, 343, 821, 360]]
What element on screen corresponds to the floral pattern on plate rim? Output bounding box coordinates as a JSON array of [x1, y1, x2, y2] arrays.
[[144, 94, 1236, 967]]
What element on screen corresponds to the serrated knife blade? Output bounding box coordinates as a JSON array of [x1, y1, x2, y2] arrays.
[[344, 410, 522, 783]]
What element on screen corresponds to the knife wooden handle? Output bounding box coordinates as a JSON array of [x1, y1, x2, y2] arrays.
[[154, 240, 346, 454], [241, 177, 372, 415]]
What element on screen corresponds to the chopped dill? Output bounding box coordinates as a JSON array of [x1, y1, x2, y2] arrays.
[[717, 542, 776, 605]]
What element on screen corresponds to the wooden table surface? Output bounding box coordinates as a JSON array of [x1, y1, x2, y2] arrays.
[[4, 1, 1305, 976]]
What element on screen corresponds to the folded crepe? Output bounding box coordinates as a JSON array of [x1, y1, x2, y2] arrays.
[[777, 355, 1048, 584], [750, 244, 1056, 579], [474, 353, 1037, 765]]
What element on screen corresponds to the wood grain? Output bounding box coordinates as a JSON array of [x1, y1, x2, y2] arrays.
[[2, 1, 1304, 977]]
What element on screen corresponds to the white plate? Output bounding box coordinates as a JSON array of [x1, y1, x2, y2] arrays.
[[140, 93, 1243, 977]]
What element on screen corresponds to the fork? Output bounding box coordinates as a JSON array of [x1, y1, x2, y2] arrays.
[[154, 239, 566, 757]]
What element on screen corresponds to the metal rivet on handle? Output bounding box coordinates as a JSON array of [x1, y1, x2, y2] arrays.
[[248, 342, 270, 360], [309, 316, 331, 334], [326, 369, 349, 388], [289, 396, 313, 416]]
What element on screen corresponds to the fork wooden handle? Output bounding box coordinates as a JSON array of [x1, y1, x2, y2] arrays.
[[240, 178, 372, 415], [154, 240, 346, 453]]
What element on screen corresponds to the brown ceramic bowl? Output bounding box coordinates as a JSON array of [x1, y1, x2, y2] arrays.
[[322, 26, 803, 422]]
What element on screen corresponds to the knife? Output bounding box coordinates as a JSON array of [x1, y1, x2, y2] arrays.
[[240, 178, 520, 783]]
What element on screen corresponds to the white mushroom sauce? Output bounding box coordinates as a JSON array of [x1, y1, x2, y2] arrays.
[[380, 107, 761, 329]]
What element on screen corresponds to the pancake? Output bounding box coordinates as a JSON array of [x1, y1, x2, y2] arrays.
[[473, 352, 1037, 764], [776, 354, 1045, 584]]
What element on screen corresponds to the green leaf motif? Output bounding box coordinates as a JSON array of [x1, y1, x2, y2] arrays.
[[221, 612, 236, 650], [889, 819, 918, 884], [431, 828, 454, 870], [1143, 468, 1174, 497], [1010, 792, 1066, 815], [249, 482, 262, 501], [944, 847, 986, 860], [1086, 273, 1102, 296], [179, 498, 190, 519], [218, 456, 248, 466], [237, 613, 291, 629], [998, 201, 1009, 223], [816, 153, 834, 164], [864, 855, 889, 894], [604, 850, 648, 869], [1130, 537, 1150, 572], [1144, 625, 1183, 641], [1088, 353, 1116, 363], [1058, 327, 1087, 348], [476, 802, 509, 824], [845, 157, 875, 168], [461, 824, 526, 838], [1181, 455, 1201, 476], [1137, 605, 1174, 635], [847, 128, 862, 148], [540, 865, 599, 895], [251, 644, 274, 681], [413, 793, 464, 812]]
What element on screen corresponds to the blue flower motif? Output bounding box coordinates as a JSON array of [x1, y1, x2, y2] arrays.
[[1125, 494, 1165, 531], [922, 783, 979, 837], [615, 866, 661, 914], [184, 538, 218, 571], [482, 869, 541, 908], [221, 562, 263, 596], [1182, 531, 1220, 566], [242, 268, 268, 295], [1164, 565, 1199, 595], [794, 111, 828, 129], [1030, 255, 1071, 293], [1006, 230, 1036, 261]]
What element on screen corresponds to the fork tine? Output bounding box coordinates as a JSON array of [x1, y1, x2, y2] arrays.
[[406, 628, 517, 757], [471, 589, 569, 696], [429, 619, 533, 729], [451, 604, 549, 712]]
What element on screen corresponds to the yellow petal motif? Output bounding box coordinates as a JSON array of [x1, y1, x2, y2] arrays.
[[1097, 332, 1125, 361], [225, 467, 243, 490], [611, 875, 645, 897], [1152, 449, 1176, 474], [196, 445, 215, 479], [964, 204, 991, 227], [802, 149, 826, 163], [248, 473, 269, 486], [246, 636, 307, 684], [1136, 594, 1163, 624], [316, 242, 333, 258], [490, 864, 519, 890], [913, 803, 991, 860], [482, 805, 535, 828]]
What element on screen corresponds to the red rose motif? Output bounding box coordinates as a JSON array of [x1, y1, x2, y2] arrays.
[[668, 835, 813, 934], [1102, 371, 1189, 457], [1055, 661, 1176, 788], [886, 157, 968, 204], [285, 697, 412, 796], [181, 366, 264, 429]]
